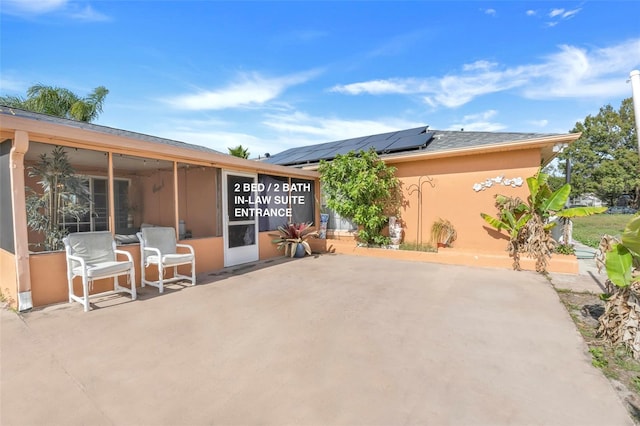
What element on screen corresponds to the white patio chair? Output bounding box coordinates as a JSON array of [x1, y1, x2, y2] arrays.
[[63, 231, 137, 312], [137, 226, 196, 293]]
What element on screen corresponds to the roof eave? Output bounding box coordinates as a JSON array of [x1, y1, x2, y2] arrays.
[[0, 113, 319, 179]]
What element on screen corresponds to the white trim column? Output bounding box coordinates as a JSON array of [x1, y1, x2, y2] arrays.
[[11, 130, 32, 311]]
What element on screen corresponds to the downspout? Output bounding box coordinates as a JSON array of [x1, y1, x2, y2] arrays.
[[10, 131, 32, 311]]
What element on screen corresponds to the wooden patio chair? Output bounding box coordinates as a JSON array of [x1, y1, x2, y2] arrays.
[[136, 226, 196, 293], [63, 231, 137, 312]]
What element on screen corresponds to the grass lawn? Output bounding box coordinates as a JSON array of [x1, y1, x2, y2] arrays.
[[572, 214, 635, 248]]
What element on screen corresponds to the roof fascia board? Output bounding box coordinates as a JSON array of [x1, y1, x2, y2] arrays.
[[0, 114, 318, 179]]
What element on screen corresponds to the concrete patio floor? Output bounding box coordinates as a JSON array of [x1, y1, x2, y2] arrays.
[[1, 254, 633, 425]]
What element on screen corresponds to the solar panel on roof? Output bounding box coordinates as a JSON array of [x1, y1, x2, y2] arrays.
[[362, 138, 395, 153], [331, 140, 371, 156], [383, 131, 400, 140], [264, 126, 433, 165], [265, 150, 305, 164], [291, 147, 339, 164], [385, 131, 434, 152], [393, 127, 428, 138]]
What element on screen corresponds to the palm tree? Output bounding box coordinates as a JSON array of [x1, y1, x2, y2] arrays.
[[228, 145, 250, 159], [0, 84, 109, 122]]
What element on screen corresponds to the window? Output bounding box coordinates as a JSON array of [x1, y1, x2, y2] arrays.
[[257, 174, 289, 232], [61, 177, 129, 234], [291, 178, 315, 225], [256, 175, 316, 231]]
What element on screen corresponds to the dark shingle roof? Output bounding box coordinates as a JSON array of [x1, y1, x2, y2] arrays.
[[0, 106, 223, 155], [262, 126, 562, 167]]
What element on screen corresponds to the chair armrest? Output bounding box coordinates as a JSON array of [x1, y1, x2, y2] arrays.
[[141, 246, 161, 265], [66, 253, 87, 268], [141, 246, 162, 256], [114, 249, 134, 263], [176, 243, 195, 255]]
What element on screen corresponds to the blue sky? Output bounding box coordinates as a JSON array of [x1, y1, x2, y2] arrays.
[[1, 1, 639, 158]]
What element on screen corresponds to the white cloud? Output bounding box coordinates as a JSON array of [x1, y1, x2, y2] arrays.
[[528, 119, 549, 127], [463, 60, 498, 72], [422, 66, 526, 108], [0, 74, 28, 93], [562, 8, 581, 19], [549, 8, 565, 18], [523, 40, 640, 98], [484, 8, 496, 16], [462, 110, 498, 122], [262, 111, 422, 146], [546, 7, 581, 27], [148, 116, 262, 154], [447, 122, 506, 132], [147, 107, 423, 156], [447, 109, 506, 132], [2, 0, 111, 21], [330, 38, 640, 107], [69, 5, 110, 22], [166, 70, 320, 110], [526, 10, 537, 16], [167, 130, 261, 154], [330, 79, 414, 95], [2, 0, 67, 14]]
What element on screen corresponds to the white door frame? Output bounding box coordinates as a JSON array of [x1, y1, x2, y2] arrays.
[[222, 170, 260, 267]]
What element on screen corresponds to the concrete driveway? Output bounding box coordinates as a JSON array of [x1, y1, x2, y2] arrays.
[[1, 254, 633, 425]]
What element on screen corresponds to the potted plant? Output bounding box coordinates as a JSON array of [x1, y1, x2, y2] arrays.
[[270, 222, 318, 258], [26, 146, 91, 251], [430, 218, 457, 248]]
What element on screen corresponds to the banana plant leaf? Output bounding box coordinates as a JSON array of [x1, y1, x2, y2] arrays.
[[621, 215, 640, 258], [540, 184, 571, 213], [556, 206, 608, 218], [527, 176, 540, 204], [606, 244, 633, 288], [480, 213, 509, 231]]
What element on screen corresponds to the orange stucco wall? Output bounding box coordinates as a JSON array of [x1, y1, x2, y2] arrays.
[[259, 231, 282, 259], [184, 236, 225, 272], [139, 169, 176, 227], [0, 248, 18, 308], [310, 237, 577, 274], [392, 148, 540, 252], [177, 167, 220, 238]]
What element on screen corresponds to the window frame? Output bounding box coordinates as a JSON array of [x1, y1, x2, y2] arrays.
[[60, 175, 131, 234]]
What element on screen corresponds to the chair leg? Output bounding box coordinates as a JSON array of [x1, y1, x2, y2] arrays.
[[158, 265, 164, 294], [130, 268, 137, 300], [82, 277, 90, 312], [141, 262, 146, 288], [191, 260, 196, 286], [68, 276, 74, 303]]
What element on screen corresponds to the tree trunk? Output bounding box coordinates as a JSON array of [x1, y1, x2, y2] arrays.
[[598, 281, 640, 359]]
